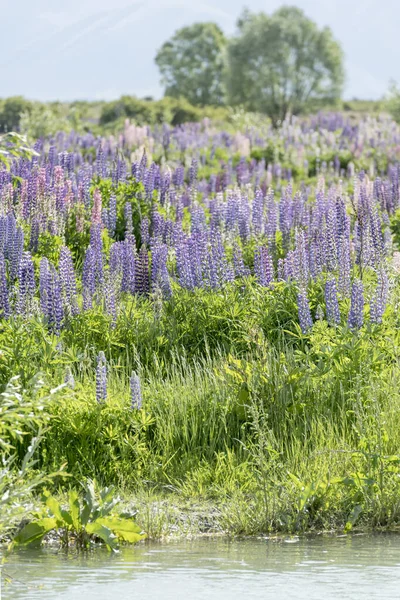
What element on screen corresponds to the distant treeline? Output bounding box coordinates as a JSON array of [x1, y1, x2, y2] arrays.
[[0, 95, 387, 139]]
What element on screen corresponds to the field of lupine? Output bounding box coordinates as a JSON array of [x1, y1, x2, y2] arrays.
[[4, 112, 400, 536]]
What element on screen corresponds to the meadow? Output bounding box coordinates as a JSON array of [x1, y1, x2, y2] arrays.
[[3, 111, 400, 539]]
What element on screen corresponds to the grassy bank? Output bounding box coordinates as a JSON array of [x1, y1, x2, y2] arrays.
[[4, 277, 400, 537]]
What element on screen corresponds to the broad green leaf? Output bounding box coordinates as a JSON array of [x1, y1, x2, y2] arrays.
[[13, 518, 57, 547], [69, 490, 81, 532], [97, 517, 146, 543], [44, 491, 72, 527], [81, 501, 92, 527], [86, 522, 118, 551], [345, 504, 362, 532]]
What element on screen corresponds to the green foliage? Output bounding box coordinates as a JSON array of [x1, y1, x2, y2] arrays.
[[0, 132, 39, 169], [0, 377, 48, 453], [386, 81, 400, 124], [99, 95, 229, 127], [0, 96, 32, 132], [155, 22, 227, 106], [92, 177, 148, 242], [227, 6, 344, 124], [0, 378, 67, 538], [12, 481, 145, 550], [19, 103, 71, 139]]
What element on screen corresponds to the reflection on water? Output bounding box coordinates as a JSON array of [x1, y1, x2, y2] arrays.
[[3, 534, 400, 599]]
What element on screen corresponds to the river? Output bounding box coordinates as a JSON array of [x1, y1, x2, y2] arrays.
[[3, 533, 400, 599]]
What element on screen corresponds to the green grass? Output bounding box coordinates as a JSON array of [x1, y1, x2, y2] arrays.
[[3, 273, 400, 537]]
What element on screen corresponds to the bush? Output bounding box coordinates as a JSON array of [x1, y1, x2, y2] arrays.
[[99, 95, 229, 127], [0, 96, 32, 132]]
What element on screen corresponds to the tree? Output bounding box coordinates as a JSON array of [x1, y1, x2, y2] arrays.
[[227, 6, 345, 124], [386, 81, 400, 123], [155, 23, 227, 106], [0, 96, 32, 133]]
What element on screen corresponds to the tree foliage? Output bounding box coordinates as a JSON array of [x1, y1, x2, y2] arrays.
[[155, 22, 227, 106], [0, 96, 33, 133], [386, 81, 400, 123], [227, 6, 345, 124]]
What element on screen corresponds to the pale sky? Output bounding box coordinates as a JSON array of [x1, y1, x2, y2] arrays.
[[1, 0, 398, 101]]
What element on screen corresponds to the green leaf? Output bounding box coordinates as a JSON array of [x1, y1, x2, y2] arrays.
[[69, 489, 81, 532], [97, 517, 146, 543], [44, 490, 73, 527], [86, 522, 118, 551], [345, 504, 362, 532], [13, 518, 57, 547]]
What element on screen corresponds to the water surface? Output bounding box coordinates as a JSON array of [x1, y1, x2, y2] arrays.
[[3, 533, 400, 599]]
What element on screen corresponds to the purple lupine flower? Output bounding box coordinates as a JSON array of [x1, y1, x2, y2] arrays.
[[297, 289, 313, 334], [131, 161, 139, 179], [236, 157, 247, 186], [10, 226, 24, 280], [95, 351, 107, 403], [96, 143, 106, 179], [160, 171, 171, 206], [209, 230, 233, 287], [189, 158, 198, 186], [29, 220, 40, 253], [347, 279, 364, 329], [151, 208, 165, 241], [238, 194, 250, 241], [173, 166, 185, 188], [252, 188, 264, 236], [140, 217, 150, 247], [176, 240, 195, 290], [144, 166, 155, 197], [284, 252, 295, 281], [107, 194, 117, 238], [191, 206, 206, 236], [109, 241, 124, 278], [138, 150, 147, 181], [5, 213, 17, 258], [0, 253, 10, 319], [16, 252, 36, 316], [121, 235, 136, 294], [233, 245, 250, 279], [254, 246, 274, 287], [59, 246, 79, 316], [370, 206, 384, 265], [39, 258, 50, 317], [91, 188, 102, 225], [325, 279, 341, 325], [116, 157, 127, 184], [130, 371, 142, 409], [370, 268, 389, 324], [204, 247, 218, 290], [188, 234, 205, 288], [135, 245, 150, 294], [0, 216, 6, 254]]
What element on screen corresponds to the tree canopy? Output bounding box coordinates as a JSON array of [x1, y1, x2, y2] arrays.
[[227, 7, 345, 124], [155, 22, 227, 106]]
